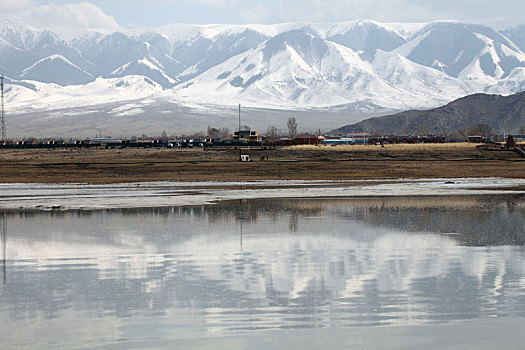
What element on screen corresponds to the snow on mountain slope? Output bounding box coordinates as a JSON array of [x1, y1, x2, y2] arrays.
[[393, 31, 432, 57], [399, 22, 525, 79], [457, 32, 525, 87], [0, 19, 48, 50], [20, 54, 94, 86], [110, 58, 177, 88], [174, 30, 366, 109], [370, 50, 473, 107], [324, 20, 407, 51], [3, 84, 41, 106], [1, 19, 524, 115], [70, 31, 184, 88], [157, 22, 308, 43], [458, 34, 525, 92], [383, 22, 428, 40], [170, 28, 269, 82], [487, 67, 525, 93], [157, 20, 422, 49], [7, 76, 163, 112], [175, 30, 474, 110], [502, 26, 525, 52]]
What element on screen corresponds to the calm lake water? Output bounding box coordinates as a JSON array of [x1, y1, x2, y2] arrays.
[[1, 195, 524, 349]]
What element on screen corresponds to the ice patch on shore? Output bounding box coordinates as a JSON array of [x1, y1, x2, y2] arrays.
[[0, 178, 523, 211]]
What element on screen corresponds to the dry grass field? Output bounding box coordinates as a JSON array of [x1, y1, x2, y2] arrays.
[[293, 142, 525, 152], [291, 142, 483, 151], [0, 143, 523, 184]]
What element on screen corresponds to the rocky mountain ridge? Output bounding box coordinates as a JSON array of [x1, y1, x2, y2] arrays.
[[1, 19, 524, 113]]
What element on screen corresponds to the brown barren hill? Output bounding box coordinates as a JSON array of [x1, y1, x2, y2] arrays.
[[334, 91, 525, 135]]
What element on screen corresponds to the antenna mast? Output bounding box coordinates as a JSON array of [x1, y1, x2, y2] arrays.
[[1, 75, 5, 141]]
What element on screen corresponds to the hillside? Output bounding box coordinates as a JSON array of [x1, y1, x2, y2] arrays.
[[333, 91, 525, 134]]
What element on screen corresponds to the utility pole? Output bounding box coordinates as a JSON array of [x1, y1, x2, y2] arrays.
[[238, 104, 241, 132], [1, 75, 6, 141]]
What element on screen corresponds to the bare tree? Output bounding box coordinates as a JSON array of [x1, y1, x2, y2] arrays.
[[459, 124, 492, 138], [207, 126, 221, 138], [220, 127, 231, 138], [417, 122, 430, 135], [287, 117, 297, 139], [192, 131, 205, 139], [519, 125, 525, 134], [446, 131, 465, 142], [475, 124, 492, 137]]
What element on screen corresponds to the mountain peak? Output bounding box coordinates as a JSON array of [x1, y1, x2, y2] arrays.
[[1, 19, 524, 114]]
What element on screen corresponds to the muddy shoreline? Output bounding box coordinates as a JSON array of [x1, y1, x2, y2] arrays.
[[1, 178, 524, 211]]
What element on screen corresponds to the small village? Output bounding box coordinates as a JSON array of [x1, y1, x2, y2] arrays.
[[1, 128, 524, 151]]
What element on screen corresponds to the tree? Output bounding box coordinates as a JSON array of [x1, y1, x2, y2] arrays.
[[220, 127, 231, 138], [470, 124, 492, 137], [446, 131, 465, 142], [266, 125, 278, 137], [287, 117, 297, 139], [417, 121, 430, 135], [192, 131, 205, 139], [519, 125, 525, 134], [459, 124, 492, 138], [161, 130, 168, 138], [207, 126, 221, 138]]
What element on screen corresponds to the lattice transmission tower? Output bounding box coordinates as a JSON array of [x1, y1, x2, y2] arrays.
[[1, 75, 5, 141]]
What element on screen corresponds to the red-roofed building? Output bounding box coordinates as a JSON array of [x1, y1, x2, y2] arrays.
[[294, 133, 319, 145]]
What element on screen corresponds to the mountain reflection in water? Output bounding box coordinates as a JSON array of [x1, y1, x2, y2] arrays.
[[0, 195, 524, 348]]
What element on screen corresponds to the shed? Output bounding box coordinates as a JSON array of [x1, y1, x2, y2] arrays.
[[467, 135, 486, 143], [295, 133, 319, 145]]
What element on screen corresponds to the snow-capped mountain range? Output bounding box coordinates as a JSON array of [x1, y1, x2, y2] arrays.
[[1, 19, 525, 136]]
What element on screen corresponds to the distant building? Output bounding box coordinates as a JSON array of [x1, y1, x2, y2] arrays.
[[85, 138, 123, 145], [294, 133, 319, 145], [467, 135, 487, 143], [323, 137, 355, 145], [233, 130, 259, 142], [263, 137, 293, 147]]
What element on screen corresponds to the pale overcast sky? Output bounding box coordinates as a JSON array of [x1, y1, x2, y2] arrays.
[[1, 0, 523, 37]]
